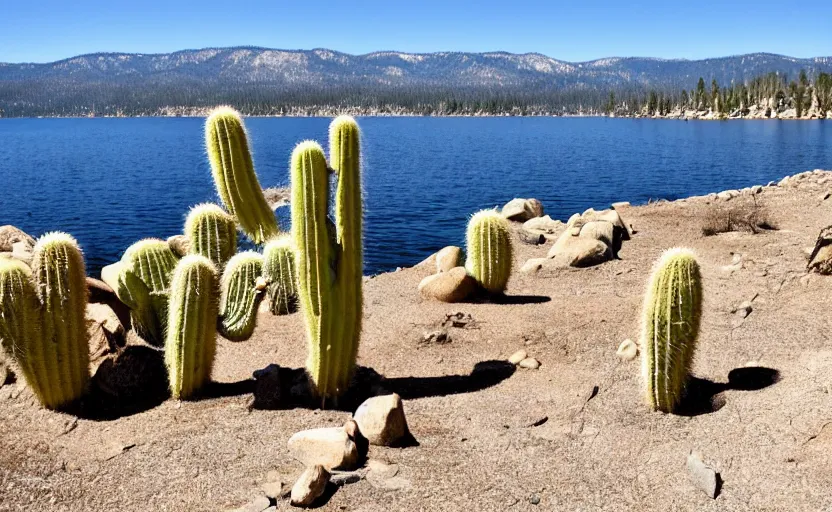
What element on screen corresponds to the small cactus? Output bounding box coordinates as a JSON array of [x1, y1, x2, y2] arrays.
[[0, 233, 89, 409], [292, 115, 363, 399], [263, 235, 297, 315], [465, 209, 513, 293], [165, 255, 219, 400], [641, 248, 703, 413], [185, 203, 237, 269], [218, 251, 266, 341], [205, 106, 279, 244]]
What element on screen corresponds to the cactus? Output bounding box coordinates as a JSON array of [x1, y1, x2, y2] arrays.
[[0, 233, 89, 409], [205, 106, 279, 244], [292, 115, 363, 399], [218, 251, 266, 341], [111, 239, 179, 345], [465, 209, 513, 293], [641, 248, 703, 413], [263, 235, 298, 315], [185, 203, 237, 268], [165, 255, 219, 399]]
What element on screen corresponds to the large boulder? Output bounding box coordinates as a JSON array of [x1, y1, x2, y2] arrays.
[[547, 231, 612, 267], [418, 267, 477, 303], [501, 198, 544, 222], [435, 246, 463, 273], [0, 226, 35, 253], [578, 221, 615, 249]]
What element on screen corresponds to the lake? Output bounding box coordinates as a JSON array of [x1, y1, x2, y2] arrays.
[[0, 117, 830, 276]]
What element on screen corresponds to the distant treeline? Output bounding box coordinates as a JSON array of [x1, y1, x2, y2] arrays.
[[1, 70, 831, 117]]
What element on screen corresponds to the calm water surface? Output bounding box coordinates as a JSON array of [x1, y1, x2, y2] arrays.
[[0, 117, 830, 275]]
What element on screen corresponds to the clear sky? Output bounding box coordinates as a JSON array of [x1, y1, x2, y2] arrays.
[[2, 0, 830, 63]]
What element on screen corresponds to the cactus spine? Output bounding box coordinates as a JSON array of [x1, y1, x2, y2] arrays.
[[0, 233, 89, 409], [641, 248, 703, 413], [185, 203, 237, 269], [205, 106, 279, 244], [263, 235, 297, 315], [218, 251, 266, 341], [292, 115, 363, 399], [465, 209, 513, 293], [165, 255, 219, 399]]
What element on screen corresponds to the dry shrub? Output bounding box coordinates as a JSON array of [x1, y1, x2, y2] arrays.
[[702, 196, 777, 236]]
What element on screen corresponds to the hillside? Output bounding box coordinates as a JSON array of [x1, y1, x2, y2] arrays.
[[1, 48, 831, 116]]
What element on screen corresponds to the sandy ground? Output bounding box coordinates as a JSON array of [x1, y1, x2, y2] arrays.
[[2, 171, 832, 511]]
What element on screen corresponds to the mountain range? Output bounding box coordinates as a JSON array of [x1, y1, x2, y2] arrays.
[[1, 47, 831, 116]]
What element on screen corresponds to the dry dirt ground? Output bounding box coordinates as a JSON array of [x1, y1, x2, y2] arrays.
[[3, 171, 832, 512]]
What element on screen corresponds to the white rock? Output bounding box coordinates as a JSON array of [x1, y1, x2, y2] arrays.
[[435, 246, 463, 273], [508, 349, 527, 365], [290, 465, 329, 507], [354, 393, 409, 447], [287, 427, 359, 470], [519, 357, 540, 369], [616, 339, 638, 360]]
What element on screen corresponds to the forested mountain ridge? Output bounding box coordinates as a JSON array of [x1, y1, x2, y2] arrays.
[[1, 47, 831, 117]]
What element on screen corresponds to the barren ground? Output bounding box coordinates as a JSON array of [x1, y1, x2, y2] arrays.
[[2, 171, 832, 511]]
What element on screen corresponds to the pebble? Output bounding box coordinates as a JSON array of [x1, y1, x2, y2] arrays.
[[508, 349, 528, 365], [518, 357, 540, 370], [616, 339, 638, 360], [687, 451, 719, 499]]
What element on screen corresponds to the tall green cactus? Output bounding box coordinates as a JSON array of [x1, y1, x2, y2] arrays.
[[465, 209, 513, 293], [292, 116, 363, 399], [0, 233, 89, 409], [165, 255, 219, 400], [641, 248, 703, 413], [109, 239, 179, 345], [205, 106, 279, 244], [263, 235, 297, 315], [218, 251, 266, 341], [185, 203, 237, 269]]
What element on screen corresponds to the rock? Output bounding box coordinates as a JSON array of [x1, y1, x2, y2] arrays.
[[751, 185, 763, 195], [435, 246, 463, 273], [86, 303, 125, 373], [261, 480, 283, 499], [518, 230, 546, 245], [167, 235, 190, 258], [732, 301, 753, 318], [330, 470, 364, 486], [11, 241, 33, 266], [611, 201, 630, 210], [354, 393, 409, 447], [547, 232, 612, 267], [86, 303, 124, 338], [287, 427, 359, 471], [263, 186, 291, 210], [501, 198, 543, 222], [508, 349, 527, 365], [519, 357, 540, 369], [519, 258, 549, 274], [419, 330, 450, 345], [290, 466, 329, 508], [418, 267, 477, 303], [522, 215, 564, 237], [0, 226, 35, 253], [807, 225, 832, 274], [597, 209, 633, 239], [229, 496, 271, 512], [578, 221, 615, 249], [717, 190, 739, 201], [616, 339, 638, 360], [687, 451, 719, 499]]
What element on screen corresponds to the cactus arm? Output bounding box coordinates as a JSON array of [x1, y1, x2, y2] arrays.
[[165, 255, 219, 400], [205, 107, 279, 244], [263, 235, 298, 315], [30, 233, 90, 409], [329, 116, 363, 393], [640, 248, 703, 413], [217, 251, 266, 341], [185, 203, 237, 269]]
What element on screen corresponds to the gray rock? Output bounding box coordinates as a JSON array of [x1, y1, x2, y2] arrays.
[[354, 393, 409, 447], [687, 451, 719, 499], [290, 465, 329, 507], [287, 427, 359, 471], [418, 267, 477, 303]]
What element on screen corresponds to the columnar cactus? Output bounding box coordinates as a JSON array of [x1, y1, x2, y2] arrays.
[[218, 251, 266, 341], [263, 235, 298, 315], [205, 106, 279, 244], [165, 255, 219, 399], [641, 248, 703, 413], [109, 239, 179, 345], [0, 233, 89, 409], [185, 203, 237, 269], [292, 115, 363, 399], [465, 209, 513, 293]]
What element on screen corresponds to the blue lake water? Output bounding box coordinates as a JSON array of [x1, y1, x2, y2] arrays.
[[0, 117, 830, 276]]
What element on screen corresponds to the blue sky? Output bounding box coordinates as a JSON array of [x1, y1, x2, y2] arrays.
[[2, 0, 830, 63]]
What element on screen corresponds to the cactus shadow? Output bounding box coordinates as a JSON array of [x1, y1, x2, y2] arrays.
[[487, 294, 551, 305], [676, 367, 780, 417]]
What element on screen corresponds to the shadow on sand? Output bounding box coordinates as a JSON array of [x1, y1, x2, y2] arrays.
[[676, 366, 780, 417]]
